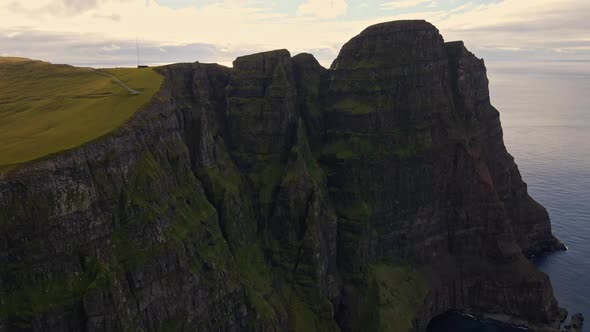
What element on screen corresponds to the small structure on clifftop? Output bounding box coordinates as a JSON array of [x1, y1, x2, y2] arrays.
[[136, 37, 148, 68]]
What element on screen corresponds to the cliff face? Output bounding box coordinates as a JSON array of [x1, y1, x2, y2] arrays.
[[0, 20, 565, 332]]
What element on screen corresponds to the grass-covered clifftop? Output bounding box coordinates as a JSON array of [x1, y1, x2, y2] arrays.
[[0, 57, 163, 168]]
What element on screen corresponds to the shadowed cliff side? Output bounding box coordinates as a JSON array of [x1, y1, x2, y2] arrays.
[[0, 20, 565, 332], [322, 20, 564, 331]]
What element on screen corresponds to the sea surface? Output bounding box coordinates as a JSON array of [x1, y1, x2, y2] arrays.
[[429, 61, 590, 331]]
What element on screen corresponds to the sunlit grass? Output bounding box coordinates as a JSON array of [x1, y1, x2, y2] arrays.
[[0, 57, 164, 167]]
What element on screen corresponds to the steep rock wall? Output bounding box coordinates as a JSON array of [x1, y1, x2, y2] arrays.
[[0, 20, 564, 332]]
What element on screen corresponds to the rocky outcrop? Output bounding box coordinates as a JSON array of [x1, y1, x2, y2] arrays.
[[0, 20, 565, 331], [322, 20, 564, 331], [563, 313, 584, 332]]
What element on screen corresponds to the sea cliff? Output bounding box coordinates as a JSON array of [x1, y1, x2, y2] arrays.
[[0, 20, 566, 331]]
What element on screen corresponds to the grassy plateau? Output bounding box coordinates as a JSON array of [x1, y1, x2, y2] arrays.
[[0, 57, 164, 169]]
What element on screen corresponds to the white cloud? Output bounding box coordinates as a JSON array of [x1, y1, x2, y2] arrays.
[[428, 0, 590, 53], [101, 43, 120, 52], [297, 0, 348, 19], [554, 46, 590, 53], [0, 0, 589, 67], [381, 0, 434, 9], [62, 0, 99, 13]]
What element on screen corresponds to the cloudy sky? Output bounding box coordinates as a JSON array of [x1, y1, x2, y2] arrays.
[[1, 0, 589, 68]]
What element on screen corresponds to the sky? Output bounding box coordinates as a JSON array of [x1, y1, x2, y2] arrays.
[[1, 0, 590, 68]]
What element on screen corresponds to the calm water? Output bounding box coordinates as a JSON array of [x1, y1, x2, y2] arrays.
[[429, 61, 590, 331], [428, 312, 528, 332]]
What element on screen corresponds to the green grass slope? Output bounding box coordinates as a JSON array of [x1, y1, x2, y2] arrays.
[[0, 57, 164, 168]]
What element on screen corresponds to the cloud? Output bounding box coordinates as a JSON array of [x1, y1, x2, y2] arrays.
[[92, 13, 121, 21], [1, 0, 589, 68], [6, 0, 103, 16], [101, 43, 121, 52], [433, 0, 590, 54], [297, 0, 348, 19], [0, 29, 252, 67], [554, 46, 590, 54], [62, 0, 99, 13], [381, 0, 435, 9]]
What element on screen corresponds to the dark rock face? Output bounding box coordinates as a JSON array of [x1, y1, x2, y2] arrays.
[[322, 20, 564, 331], [563, 313, 584, 332], [0, 20, 565, 332]]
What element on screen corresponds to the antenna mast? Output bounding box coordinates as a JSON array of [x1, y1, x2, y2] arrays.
[[136, 37, 140, 67]]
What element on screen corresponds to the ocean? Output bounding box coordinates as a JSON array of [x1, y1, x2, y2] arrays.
[[429, 61, 590, 331]]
